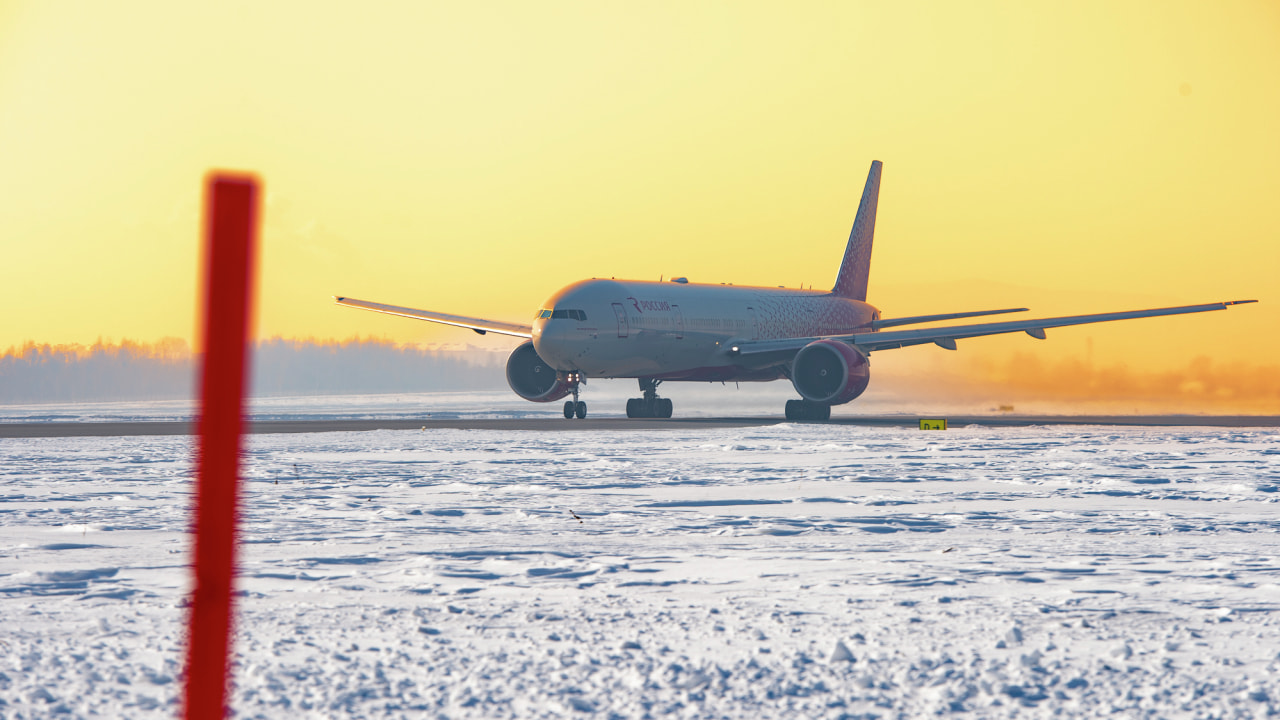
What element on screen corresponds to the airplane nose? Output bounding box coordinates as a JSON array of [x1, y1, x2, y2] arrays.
[[533, 321, 572, 368]]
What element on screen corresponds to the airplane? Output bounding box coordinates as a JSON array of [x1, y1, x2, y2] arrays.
[[336, 160, 1255, 421]]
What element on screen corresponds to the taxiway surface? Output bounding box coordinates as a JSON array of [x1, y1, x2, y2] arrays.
[[2, 414, 1278, 438]]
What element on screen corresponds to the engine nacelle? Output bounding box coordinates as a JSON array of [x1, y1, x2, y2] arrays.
[[506, 341, 574, 402], [790, 339, 870, 405]]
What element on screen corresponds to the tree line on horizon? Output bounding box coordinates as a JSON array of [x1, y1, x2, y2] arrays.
[[0, 337, 506, 404], [2, 337, 1276, 413]]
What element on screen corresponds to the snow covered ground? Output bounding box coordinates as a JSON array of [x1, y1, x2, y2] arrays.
[[3, 415, 1280, 717]]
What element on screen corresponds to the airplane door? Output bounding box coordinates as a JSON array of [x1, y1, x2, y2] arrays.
[[611, 303, 629, 338], [747, 306, 759, 340], [671, 304, 684, 340]]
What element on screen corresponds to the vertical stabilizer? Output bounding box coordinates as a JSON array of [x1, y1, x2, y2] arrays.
[[831, 160, 882, 300]]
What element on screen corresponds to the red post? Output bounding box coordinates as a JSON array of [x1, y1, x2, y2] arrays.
[[183, 173, 259, 720]]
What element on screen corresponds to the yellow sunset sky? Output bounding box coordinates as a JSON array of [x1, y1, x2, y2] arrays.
[[2, 2, 1277, 383]]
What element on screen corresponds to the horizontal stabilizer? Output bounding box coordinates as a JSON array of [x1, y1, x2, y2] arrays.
[[334, 296, 532, 338]]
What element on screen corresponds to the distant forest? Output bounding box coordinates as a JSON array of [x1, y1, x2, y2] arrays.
[[4, 337, 1277, 413], [0, 337, 506, 404]]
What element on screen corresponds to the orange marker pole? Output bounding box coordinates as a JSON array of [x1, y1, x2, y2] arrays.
[[183, 173, 259, 720]]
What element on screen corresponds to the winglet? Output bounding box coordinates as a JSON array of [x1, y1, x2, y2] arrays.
[[832, 160, 883, 301]]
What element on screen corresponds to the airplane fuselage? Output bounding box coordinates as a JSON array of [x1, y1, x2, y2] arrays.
[[533, 278, 880, 382]]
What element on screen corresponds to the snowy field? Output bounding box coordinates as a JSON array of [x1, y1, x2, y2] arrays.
[[3, 416, 1280, 717]]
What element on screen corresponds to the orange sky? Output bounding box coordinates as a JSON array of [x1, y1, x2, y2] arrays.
[[2, 2, 1277, 385]]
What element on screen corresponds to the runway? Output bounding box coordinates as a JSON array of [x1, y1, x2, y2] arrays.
[[2, 414, 1277, 438]]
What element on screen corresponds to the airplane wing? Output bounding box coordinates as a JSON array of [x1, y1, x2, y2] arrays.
[[729, 300, 1256, 361], [334, 296, 533, 338], [871, 307, 1028, 330]]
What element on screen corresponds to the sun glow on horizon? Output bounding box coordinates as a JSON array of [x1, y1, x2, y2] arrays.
[[2, 1, 1276, 402]]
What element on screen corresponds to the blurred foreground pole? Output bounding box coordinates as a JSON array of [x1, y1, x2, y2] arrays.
[[183, 173, 260, 720]]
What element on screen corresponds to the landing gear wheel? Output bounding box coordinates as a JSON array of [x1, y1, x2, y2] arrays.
[[626, 379, 673, 419], [785, 399, 830, 422], [564, 401, 576, 419], [574, 401, 587, 419], [785, 399, 799, 421], [657, 398, 673, 418]]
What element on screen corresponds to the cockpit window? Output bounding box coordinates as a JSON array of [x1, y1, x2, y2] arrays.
[[535, 307, 586, 317], [536, 308, 586, 321]]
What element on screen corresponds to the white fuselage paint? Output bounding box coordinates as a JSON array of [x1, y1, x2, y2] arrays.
[[532, 279, 879, 382]]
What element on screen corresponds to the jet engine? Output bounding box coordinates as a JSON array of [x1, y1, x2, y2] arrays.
[[790, 339, 870, 405], [506, 341, 574, 402]]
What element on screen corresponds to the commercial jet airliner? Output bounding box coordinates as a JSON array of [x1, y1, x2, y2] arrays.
[[337, 161, 1255, 421]]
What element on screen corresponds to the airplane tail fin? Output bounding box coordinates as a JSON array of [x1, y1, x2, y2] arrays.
[[831, 160, 882, 301]]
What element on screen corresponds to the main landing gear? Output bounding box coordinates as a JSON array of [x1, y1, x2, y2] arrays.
[[785, 399, 830, 422], [563, 400, 586, 419], [562, 373, 586, 419], [626, 378, 673, 419]]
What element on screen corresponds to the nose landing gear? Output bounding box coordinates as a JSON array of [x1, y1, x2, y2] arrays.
[[562, 372, 587, 419], [626, 379, 673, 418]]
